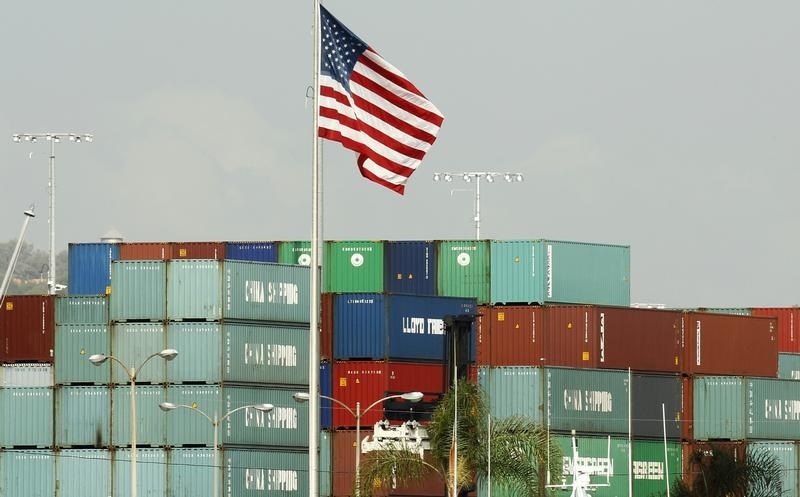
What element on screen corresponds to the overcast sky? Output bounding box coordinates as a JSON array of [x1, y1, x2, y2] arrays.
[[1, 2, 798, 308]]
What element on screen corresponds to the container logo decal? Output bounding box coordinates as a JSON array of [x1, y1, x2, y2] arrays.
[[763, 399, 800, 420], [244, 343, 298, 367], [599, 312, 605, 363], [546, 245, 553, 298], [402, 317, 445, 335], [256, 406, 299, 429], [296, 253, 311, 266], [563, 389, 613, 412], [245, 468, 299, 491], [351, 253, 365, 267], [695, 321, 701, 366], [244, 281, 300, 305], [457, 252, 471, 266], [633, 460, 665, 480]]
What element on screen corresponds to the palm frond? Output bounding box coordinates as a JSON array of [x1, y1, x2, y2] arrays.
[[357, 448, 442, 497]]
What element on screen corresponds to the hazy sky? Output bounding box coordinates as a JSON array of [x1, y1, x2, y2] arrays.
[[1, 2, 798, 308]]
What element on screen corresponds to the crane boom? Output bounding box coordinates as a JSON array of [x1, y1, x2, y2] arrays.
[[0, 207, 36, 307]]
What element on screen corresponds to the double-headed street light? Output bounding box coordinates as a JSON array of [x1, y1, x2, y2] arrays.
[[432, 171, 524, 240], [159, 401, 275, 497], [293, 391, 424, 497], [12, 132, 94, 295], [89, 348, 178, 497]]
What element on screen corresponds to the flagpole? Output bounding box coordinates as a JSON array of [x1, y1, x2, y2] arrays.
[[309, 1, 322, 497]]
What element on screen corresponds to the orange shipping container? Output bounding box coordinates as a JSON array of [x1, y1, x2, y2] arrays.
[[169, 241, 224, 260], [119, 242, 172, 260]]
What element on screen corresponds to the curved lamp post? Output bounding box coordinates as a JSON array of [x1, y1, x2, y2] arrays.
[[159, 401, 275, 497], [89, 349, 178, 497], [293, 391, 424, 497]]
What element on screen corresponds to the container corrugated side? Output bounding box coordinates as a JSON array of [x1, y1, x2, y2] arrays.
[[752, 307, 800, 353], [632, 439, 683, 496], [119, 242, 172, 260], [320, 362, 332, 429], [778, 353, 800, 379], [747, 378, 800, 440], [54, 448, 112, 497], [320, 430, 332, 497], [553, 435, 630, 494], [692, 376, 745, 440], [166, 259, 222, 320], [0, 387, 53, 447], [54, 385, 111, 448], [278, 241, 312, 265], [166, 321, 222, 383], [111, 385, 166, 447], [110, 322, 167, 384], [0, 294, 55, 363], [0, 363, 53, 387], [475, 306, 544, 366], [632, 373, 685, 439], [437, 240, 490, 304], [55, 324, 110, 384], [478, 366, 543, 421], [541, 305, 598, 368], [746, 441, 798, 496], [384, 240, 437, 295], [324, 240, 384, 293], [109, 260, 166, 321], [225, 241, 279, 262], [170, 241, 224, 260], [0, 450, 55, 497], [56, 295, 109, 324], [67, 242, 119, 295], [168, 448, 216, 496], [547, 367, 630, 435], [222, 448, 308, 497], [113, 448, 166, 496], [224, 261, 310, 323]]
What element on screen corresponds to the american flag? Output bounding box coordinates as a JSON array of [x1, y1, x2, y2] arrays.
[[318, 5, 444, 195]]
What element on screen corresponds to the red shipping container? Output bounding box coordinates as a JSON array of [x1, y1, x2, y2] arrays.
[[331, 430, 446, 497], [475, 305, 544, 366], [595, 306, 683, 373], [170, 241, 224, 260], [541, 305, 599, 368], [682, 312, 778, 377], [0, 295, 55, 363], [332, 361, 446, 429], [751, 307, 800, 353], [119, 242, 172, 260]]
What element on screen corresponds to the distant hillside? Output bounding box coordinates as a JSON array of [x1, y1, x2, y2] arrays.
[[0, 240, 67, 295]]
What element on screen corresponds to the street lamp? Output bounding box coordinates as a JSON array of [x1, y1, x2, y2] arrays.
[[293, 391, 424, 497], [12, 132, 94, 294], [159, 401, 275, 497], [432, 171, 524, 240], [89, 348, 177, 497]]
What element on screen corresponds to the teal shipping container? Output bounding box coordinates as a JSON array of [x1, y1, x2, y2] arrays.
[[165, 385, 308, 447], [168, 447, 215, 497], [55, 324, 111, 384], [320, 430, 331, 497], [112, 385, 166, 447], [0, 450, 55, 497], [0, 387, 53, 447], [55, 448, 112, 497], [110, 322, 167, 384], [55, 295, 109, 324], [747, 378, 800, 440], [109, 260, 166, 321], [778, 353, 800, 379], [166, 322, 309, 385], [278, 241, 312, 266], [478, 366, 629, 435], [224, 261, 310, 323], [632, 439, 682, 496], [692, 376, 745, 440], [222, 448, 308, 497], [113, 448, 166, 497], [747, 441, 798, 496], [490, 240, 630, 306], [167, 259, 222, 320], [323, 240, 384, 293], [437, 240, 490, 303], [55, 385, 111, 447]]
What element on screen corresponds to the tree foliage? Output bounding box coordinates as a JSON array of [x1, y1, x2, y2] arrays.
[[0, 240, 67, 295]]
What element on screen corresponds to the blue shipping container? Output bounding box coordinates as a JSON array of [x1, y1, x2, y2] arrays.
[[320, 361, 332, 429], [332, 293, 476, 361], [67, 242, 120, 295], [225, 242, 278, 262], [384, 241, 437, 295]]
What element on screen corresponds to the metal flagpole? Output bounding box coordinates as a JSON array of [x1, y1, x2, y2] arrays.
[[309, 2, 322, 497]]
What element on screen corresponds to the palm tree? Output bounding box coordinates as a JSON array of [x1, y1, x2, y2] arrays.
[[357, 379, 562, 497]]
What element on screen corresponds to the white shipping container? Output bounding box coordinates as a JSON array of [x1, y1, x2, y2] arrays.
[[0, 364, 54, 387]]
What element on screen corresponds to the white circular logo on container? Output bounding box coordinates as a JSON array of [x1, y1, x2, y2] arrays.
[[351, 253, 364, 267], [457, 252, 471, 266], [297, 254, 311, 266]]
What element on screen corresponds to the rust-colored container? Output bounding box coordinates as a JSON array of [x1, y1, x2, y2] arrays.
[[751, 307, 800, 353], [331, 361, 446, 428], [475, 305, 544, 366], [682, 312, 778, 377], [169, 241, 224, 260], [331, 430, 445, 497], [682, 376, 694, 441], [0, 295, 55, 363], [540, 305, 599, 368], [595, 306, 683, 373], [119, 242, 172, 260], [681, 441, 746, 491], [320, 293, 334, 361]]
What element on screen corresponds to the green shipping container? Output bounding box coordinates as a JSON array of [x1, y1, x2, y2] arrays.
[[437, 240, 490, 303], [113, 448, 167, 497], [0, 387, 53, 447], [323, 241, 384, 293], [166, 322, 309, 385], [778, 353, 800, 380], [279, 241, 312, 266], [490, 240, 630, 305], [110, 322, 167, 384], [164, 385, 308, 448], [747, 441, 798, 495], [168, 448, 216, 497], [55, 448, 112, 497], [55, 295, 109, 325], [632, 439, 682, 497], [55, 385, 111, 448], [109, 260, 167, 321], [0, 450, 55, 497], [478, 366, 543, 420], [692, 376, 745, 440], [55, 324, 111, 384], [224, 261, 310, 323], [222, 448, 308, 497], [167, 259, 222, 320], [111, 385, 166, 447], [747, 378, 800, 440]]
